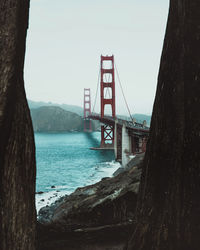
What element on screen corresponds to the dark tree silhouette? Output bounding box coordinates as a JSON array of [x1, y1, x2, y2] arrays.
[[128, 1, 200, 250], [0, 1, 36, 249]]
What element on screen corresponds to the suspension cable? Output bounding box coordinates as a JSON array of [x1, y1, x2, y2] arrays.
[[114, 61, 134, 123], [92, 63, 101, 113]]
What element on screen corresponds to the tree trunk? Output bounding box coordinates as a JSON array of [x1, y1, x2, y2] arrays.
[[128, 1, 200, 250], [0, 1, 36, 249]]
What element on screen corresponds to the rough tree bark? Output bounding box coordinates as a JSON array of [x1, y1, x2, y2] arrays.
[[0, 1, 36, 250], [128, 1, 200, 250]]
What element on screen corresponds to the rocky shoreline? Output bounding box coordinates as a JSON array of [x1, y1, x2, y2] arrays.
[[37, 153, 144, 250]]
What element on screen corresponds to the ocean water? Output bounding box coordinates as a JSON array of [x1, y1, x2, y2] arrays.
[[35, 132, 120, 212]]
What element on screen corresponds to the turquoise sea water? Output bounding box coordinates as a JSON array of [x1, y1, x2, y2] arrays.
[[35, 132, 120, 211]]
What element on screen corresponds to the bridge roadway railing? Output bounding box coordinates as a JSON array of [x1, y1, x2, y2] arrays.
[[88, 113, 150, 135]]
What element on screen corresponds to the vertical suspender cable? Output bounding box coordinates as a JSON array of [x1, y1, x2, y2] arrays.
[[114, 62, 134, 123], [92, 60, 111, 113], [92, 64, 101, 113]]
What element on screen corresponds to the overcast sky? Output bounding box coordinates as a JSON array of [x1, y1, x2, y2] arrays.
[[24, 0, 169, 115]]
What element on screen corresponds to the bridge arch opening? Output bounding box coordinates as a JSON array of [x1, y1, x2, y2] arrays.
[[104, 87, 112, 99], [102, 60, 113, 69], [103, 73, 113, 83], [104, 104, 113, 116]]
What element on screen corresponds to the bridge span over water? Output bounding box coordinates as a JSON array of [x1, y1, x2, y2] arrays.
[[89, 113, 149, 166], [84, 55, 150, 166]]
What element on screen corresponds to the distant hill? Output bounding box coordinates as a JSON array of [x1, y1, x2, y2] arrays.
[[30, 106, 83, 132], [117, 114, 151, 126], [132, 114, 151, 126], [28, 100, 83, 116], [28, 100, 151, 129]]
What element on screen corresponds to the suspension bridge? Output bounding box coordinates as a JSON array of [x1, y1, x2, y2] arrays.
[[83, 55, 150, 166]]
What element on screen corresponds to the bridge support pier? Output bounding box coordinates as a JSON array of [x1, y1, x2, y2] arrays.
[[114, 120, 148, 167], [114, 122, 122, 163], [114, 122, 118, 160], [114, 121, 132, 167], [122, 124, 132, 167]]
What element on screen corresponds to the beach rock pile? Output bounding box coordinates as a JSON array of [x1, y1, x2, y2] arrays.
[[37, 153, 144, 250]]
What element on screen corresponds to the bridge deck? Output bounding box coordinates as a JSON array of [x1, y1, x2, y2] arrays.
[[89, 113, 150, 136]]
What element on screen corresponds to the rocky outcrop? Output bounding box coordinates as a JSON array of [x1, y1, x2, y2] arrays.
[[37, 154, 144, 250]]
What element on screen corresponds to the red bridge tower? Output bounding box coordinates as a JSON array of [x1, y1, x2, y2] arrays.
[[84, 88, 92, 132], [100, 55, 116, 147]]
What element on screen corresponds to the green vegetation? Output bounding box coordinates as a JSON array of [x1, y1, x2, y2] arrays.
[[28, 100, 83, 116], [30, 106, 83, 132]]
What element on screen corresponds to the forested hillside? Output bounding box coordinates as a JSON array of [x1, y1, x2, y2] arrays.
[[31, 106, 83, 132]]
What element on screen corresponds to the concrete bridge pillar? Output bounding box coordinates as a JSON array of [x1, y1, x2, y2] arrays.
[[121, 123, 132, 167], [114, 121, 118, 160], [113, 119, 148, 167], [114, 121, 133, 167], [114, 120, 123, 163]]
